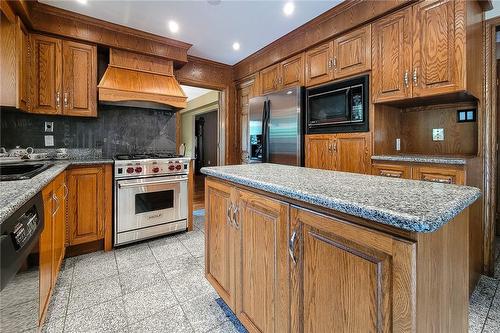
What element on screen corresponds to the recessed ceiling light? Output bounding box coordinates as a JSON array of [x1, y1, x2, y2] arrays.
[[168, 20, 179, 33], [232, 42, 240, 51], [283, 2, 295, 16], [77, 0, 88, 4]]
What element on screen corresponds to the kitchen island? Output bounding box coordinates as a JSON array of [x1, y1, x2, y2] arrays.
[[201, 163, 481, 333]]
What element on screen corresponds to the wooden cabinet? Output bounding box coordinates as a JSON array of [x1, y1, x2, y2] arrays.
[[234, 189, 289, 332], [205, 178, 236, 309], [290, 207, 416, 332], [372, 162, 411, 179], [0, 14, 31, 111], [236, 75, 257, 163], [332, 25, 371, 80], [412, 165, 465, 185], [67, 166, 105, 245], [31, 34, 97, 116], [305, 133, 371, 174], [259, 53, 304, 94], [305, 41, 333, 87], [372, 8, 412, 102]]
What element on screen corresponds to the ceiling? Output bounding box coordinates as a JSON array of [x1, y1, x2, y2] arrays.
[[181, 85, 213, 101], [39, 0, 339, 65]]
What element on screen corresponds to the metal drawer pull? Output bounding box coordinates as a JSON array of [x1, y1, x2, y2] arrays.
[[424, 177, 452, 184], [64, 92, 69, 108], [403, 70, 409, 87], [412, 68, 418, 85], [118, 177, 187, 188], [232, 205, 239, 229], [63, 183, 69, 199], [52, 193, 60, 216], [226, 203, 233, 226], [381, 172, 402, 178], [289, 230, 298, 264], [56, 92, 61, 108]]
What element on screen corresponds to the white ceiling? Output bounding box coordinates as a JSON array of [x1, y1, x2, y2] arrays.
[[181, 85, 212, 101], [39, 0, 339, 65]]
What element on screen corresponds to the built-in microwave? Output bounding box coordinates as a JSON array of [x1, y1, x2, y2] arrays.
[[306, 75, 369, 134]]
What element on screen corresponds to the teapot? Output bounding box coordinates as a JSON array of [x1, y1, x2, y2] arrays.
[[8, 146, 34, 157]]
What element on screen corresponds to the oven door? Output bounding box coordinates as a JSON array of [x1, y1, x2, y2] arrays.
[[116, 175, 188, 233]]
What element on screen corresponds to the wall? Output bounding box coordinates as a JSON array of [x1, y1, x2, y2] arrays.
[[0, 105, 176, 158], [180, 90, 219, 158], [195, 110, 218, 167]]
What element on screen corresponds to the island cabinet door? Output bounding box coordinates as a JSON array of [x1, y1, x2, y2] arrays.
[[234, 189, 290, 333], [289, 207, 417, 333], [205, 178, 237, 310]]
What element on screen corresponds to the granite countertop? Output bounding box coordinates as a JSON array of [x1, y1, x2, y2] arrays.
[[371, 154, 472, 165], [0, 159, 114, 224], [201, 163, 481, 233]]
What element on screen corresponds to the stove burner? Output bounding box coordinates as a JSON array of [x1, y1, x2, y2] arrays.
[[114, 153, 182, 160]]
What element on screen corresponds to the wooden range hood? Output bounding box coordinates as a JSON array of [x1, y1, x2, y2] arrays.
[[98, 49, 187, 110]]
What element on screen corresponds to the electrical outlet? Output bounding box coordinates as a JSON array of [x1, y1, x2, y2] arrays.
[[395, 138, 401, 151], [432, 128, 444, 141], [44, 135, 54, 147], [44, 121, 54, 132]]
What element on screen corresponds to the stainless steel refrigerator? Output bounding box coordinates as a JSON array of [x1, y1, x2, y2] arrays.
[[247, 86, 303, 166]]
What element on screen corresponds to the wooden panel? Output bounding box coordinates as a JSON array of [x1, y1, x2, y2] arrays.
[[67, 166, 104, 245], [304, 134, 335, 170], [39, 184, 53, 324], [0, 11, 18, 108], [372, 162, 411, 179], [62, 40, 97, 117], [110, 48, 173, 75], [260, 64, 280, 95], [412, 0, 459, 97], [373, 104, 402, 155], [205, 179, 236, 309], [400, 103, 478, 156], [335, 132, 371, 174], [31, 34, 62, 114], [305, 41, 333, 87], [333, 25, 372, 79], [235, 189, 289, 333], [280, 53, 304, 88], [52, 172, 66, 282], [175, 55, 232, 90], [412, 165, 465, 185], [236, 77, 255, 163], [103, 165, 113, 251], [17, 17, 30, 111], [372, 8, 412, 102]]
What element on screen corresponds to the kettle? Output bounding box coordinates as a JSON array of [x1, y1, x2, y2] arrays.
[[8, 146, 34, 157]]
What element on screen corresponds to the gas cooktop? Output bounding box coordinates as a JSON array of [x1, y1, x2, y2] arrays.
[[114, 152, 183, 160]]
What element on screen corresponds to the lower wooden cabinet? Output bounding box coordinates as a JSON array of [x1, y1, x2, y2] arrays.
[[305, 133, 371, 174], [372, 163, 411, 179]]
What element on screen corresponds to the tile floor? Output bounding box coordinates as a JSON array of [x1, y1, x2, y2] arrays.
[[34, 211, 499, 333]]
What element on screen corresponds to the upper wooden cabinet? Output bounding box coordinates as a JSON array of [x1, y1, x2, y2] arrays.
[[305, 41, 334, 87], [372, 0, 482, 102], [333, 25, 372, 80], [31, 34, 97, 116], [259, 53, 304, 94], [0, 15, 30, 111]]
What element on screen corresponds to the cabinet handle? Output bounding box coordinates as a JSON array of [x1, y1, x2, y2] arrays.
[[412, 68, 418, 85], [403, 70, 409, 88], [52, 193, 60, 216], [327, 58, 333, 69], [56, 92, 61, 108], [333, 141, 337, 152], [226, 203, 233, 226], [328, 143, 333, 153], [63, 183, 68, 199], [279, 77, 283, 85], [232, 205, 239, 229], [64, 92, 68, 108], [333, 57, 337, 70], [380, 171, 402, 178], [289, 229, 298, 264], [423, 177, 453, 184]]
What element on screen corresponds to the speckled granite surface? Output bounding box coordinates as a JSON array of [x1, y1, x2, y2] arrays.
[[0, 159, 114, 223], [201, 163, 481, 233], [371, 154, 470, 165]]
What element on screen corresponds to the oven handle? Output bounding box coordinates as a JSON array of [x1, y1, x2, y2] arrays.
[[118, 177, 187, 189]]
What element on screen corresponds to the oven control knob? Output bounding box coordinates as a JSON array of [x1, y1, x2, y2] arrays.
[[135, 167, 143, 173], [175, 164, 182, 170], [152, 167, 160, 173], [126, 167, 134, 174], [168, 165, 175, 171]]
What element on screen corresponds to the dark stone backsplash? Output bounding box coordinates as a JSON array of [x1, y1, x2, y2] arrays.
[[0, 105, 176, 158]]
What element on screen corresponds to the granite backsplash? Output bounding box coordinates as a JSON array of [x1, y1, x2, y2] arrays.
[[0, 105, 177, 158]]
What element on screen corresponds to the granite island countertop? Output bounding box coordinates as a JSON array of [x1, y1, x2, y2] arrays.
[[0, 159, 114, 223], [371, 154, 473, 165], [201, 163, 481, 233]]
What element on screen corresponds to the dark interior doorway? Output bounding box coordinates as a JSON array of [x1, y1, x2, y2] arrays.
[[194, 110, 218, 174]]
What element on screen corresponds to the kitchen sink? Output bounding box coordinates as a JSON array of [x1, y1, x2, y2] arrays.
[[0, 163, 53, 181]]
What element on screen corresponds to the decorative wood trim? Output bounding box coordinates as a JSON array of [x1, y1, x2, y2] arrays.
[[233, 0, 414, 80]]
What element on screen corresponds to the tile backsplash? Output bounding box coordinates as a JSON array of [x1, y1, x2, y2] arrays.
[[0, 105, 177, 158]]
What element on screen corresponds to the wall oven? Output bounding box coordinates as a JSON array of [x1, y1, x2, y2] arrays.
[[306, 75, 369, 134]]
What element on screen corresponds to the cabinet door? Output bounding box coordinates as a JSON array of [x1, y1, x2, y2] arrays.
[[290, 208, 416, 333], [67, 166, 104, 245], [281, 53, 304, 88], [52, 172, 66, 281], [260, 64, 280, 95], [412, 0, 459, 97], [334, 133, 371, 174], [237, 77, 255, 163], [234, 189, 289, 333], [333, 25, 371, 79], [39, 184, 53, 322], [62, 40, 97, 116], [31, 34, 62, 114], [305, 135, 335, 170], [205, 178, 236, 309], [412, 165, 465, 185], [305, 41, 333, 87], [372, 8, 412, 102], [372, 163, 411, 179]]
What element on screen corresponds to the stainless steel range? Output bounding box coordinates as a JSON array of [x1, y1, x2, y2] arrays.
[[114, 153, 190, 246]]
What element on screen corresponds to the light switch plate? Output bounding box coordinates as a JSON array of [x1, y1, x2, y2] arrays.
[[44, 121, 53, 132], [44, 135, 54, 147], [395, 138, 401, 151], [432, 128, 444, 141]]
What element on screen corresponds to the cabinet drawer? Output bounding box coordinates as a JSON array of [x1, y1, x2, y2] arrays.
[[372, 163, 411, 179], [412, 166, 465, 185]]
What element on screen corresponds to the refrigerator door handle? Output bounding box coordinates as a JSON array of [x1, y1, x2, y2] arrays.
[[262, 99, 271, 163]]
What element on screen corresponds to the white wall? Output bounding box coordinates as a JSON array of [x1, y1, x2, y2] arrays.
[[487, 1, 500, 20]]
